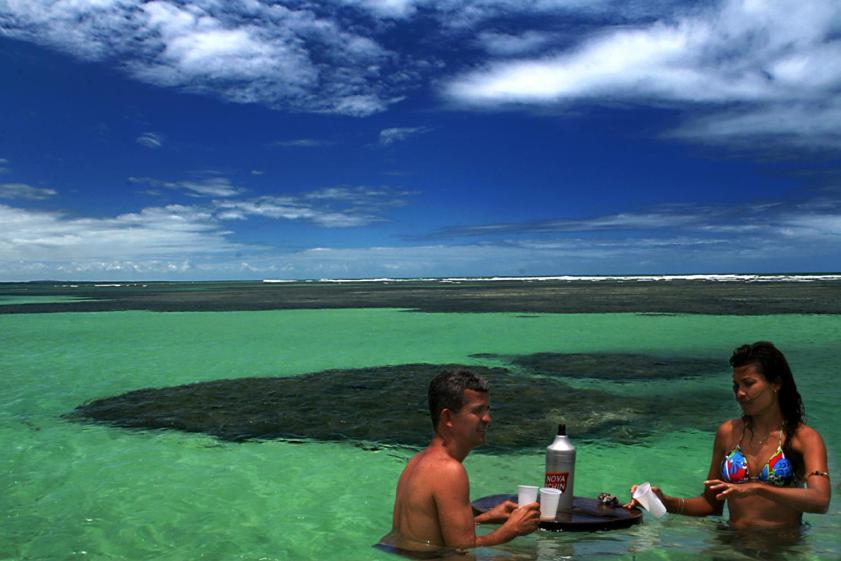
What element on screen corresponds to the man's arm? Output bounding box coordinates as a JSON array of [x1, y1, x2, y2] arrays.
[[474, 500, 517, 524], [433, 461, 539, 548]]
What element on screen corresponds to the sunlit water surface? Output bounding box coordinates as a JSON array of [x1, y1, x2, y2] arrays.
[[2, 308, 839, 560]]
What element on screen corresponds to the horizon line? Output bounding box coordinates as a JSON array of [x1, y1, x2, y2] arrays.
[[4, 272, 841, 285]]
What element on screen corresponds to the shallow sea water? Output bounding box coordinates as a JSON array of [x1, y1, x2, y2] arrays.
[[1, 308, 839, 561]]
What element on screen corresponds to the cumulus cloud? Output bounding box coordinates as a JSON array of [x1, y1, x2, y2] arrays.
[[0, 0, 401, 116], [0, 183, 57, 200], [0, 178, 420, 279], [0, 203, 239, 264], [379, 126, 432, 146]]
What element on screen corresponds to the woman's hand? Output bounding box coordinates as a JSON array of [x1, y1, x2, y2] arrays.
[[704, 479, 760, 501], [623, 484, 666, 510]]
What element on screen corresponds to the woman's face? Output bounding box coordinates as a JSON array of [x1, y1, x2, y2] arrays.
[[732, 363, 781, 416]]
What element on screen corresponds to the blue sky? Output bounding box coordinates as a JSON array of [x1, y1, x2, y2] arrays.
[[1, 0, 840, 281]]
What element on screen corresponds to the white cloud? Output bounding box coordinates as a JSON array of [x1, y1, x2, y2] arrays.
[[178, 178, 243, 197], [444, 0, 841, 147], [128, 174, 412, 225], [0, 203, 239, 264], [476, 30, 553, 56], [379, 126, 432, 146], [0, 183, 57, 200], [4, 0, 839, 147], [214, 185, 412, 227], [340, 0, 419, 19], [2, 190, 841, 280], [0, 179, 420, 278], [136, 132, 164, 149], [133, 1, 316, 92], [424, 195, 841, 255], [0, 0, 399, 116], [672, 100, 841, 149], [427, 205, 717, 238], [130, 176, 244, 197], [270, 138, 332, 148]]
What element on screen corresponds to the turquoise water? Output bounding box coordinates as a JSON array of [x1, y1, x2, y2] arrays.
[[1, 309, 839, 560]]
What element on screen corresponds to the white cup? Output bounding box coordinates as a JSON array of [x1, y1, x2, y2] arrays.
[[518, 485, 539, 505], [632, 482, 667, 518], [538, 487, 562, 521]]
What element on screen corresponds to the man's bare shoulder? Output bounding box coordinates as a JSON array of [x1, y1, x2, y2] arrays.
[[410, 446, 467, 479]]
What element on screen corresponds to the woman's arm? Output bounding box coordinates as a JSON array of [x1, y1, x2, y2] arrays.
[[626, 421, 732, 516], [686, 421, 730, 516]]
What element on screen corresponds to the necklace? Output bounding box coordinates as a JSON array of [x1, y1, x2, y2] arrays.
[[756, 432, 773, 446], [753, 422, 783, 447]]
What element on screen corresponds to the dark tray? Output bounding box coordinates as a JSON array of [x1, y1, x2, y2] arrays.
[[472, 494, 642, 532]]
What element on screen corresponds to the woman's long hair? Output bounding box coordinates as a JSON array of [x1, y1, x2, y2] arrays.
[[729, 341, 805, 475]]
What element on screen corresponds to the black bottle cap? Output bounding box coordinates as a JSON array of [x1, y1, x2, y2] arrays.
[[557, 423, 566, 436]]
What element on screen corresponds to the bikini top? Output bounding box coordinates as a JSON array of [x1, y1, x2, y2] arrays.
[[720, 424, 795, 487]]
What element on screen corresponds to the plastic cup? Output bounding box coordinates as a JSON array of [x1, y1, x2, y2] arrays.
[[518, 485, 539, 505], [632, 482, 667, 518], [538, 487, 562, 521]]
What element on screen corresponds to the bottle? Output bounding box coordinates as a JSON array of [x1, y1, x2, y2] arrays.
[[544, 423, 576, 513]]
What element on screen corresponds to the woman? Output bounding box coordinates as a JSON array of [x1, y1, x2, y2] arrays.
[[627, 341, 830, 528]]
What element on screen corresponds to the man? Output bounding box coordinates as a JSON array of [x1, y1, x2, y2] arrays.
[[386, 369, 540, 550]]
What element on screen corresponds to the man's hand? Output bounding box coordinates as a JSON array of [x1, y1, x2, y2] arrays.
[[477, 499, 518, 523], [500, 503, 540, 536]]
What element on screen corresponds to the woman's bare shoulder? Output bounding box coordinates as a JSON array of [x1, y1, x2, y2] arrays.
[[716, 418, 742, 438], [792, 423, 826, 447]]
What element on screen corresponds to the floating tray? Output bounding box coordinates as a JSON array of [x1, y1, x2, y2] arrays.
[[472, 494, 642, 532]]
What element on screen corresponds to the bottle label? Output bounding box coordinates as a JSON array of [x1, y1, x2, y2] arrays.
[[544, 472, 569, 492]]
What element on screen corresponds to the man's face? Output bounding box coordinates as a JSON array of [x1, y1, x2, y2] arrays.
[[449, 389, 491, 448]]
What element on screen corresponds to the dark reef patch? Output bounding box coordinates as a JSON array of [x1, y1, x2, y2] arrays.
[[67, 363, 733, 449], [476, 352, 725, 382]]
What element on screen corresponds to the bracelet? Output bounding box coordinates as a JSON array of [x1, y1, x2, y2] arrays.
[[807, 470, 830, 478], [678, 497, 686, 515]]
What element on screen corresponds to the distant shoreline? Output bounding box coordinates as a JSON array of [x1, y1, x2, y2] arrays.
[[5, 272, 841, 286], [2, 276, 841, 315], [265, 273, 841, 284]]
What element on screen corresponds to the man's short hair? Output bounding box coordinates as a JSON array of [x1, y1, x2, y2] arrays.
[[428, 369, 489, 429]]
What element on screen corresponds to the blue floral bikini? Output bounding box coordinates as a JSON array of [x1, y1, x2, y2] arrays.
[[721, 425, 795, 487]]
